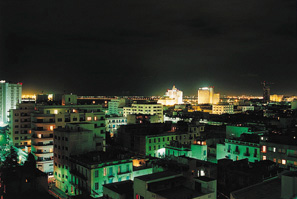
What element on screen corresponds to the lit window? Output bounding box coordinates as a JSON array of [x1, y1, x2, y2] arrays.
[[262, 146, 267, 153], [273, 158, 276, 162], [50, 126, 54, 131], [37, 134, 42, 138], [54, 110, 58, 114], [282, 159, 286, 165], [94, 116, 97, 121], [103, 168, 107, 176], [263, 156, 266, 160], [87, 117, 92, 121], [273, 147, 276, 152]]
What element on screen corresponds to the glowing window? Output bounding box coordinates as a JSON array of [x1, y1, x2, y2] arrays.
[[94, 116, 97, 121], [262, 146, 267, 153], [282, 159, 286, 165], [54, 110, 58, 114], [263, 156, 266, 160], [50, 126, 54, 131], [273, 147, 276, 152], [37, 134, 42, 138], [103, 168, 107, 176], [87, 117, 92, 121], [273, 158, 276, 162]]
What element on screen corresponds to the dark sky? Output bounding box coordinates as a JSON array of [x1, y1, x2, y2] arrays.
[[0, 0, 296, 96]]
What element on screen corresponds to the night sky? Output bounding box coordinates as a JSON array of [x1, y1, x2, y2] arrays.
[[0, 0, 296, 96]]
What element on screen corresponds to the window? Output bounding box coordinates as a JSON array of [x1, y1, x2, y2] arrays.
[[263, 156, 267, 160], [262, 146, 267, 153], [95, 183, 99, 190], [87, 117, 92, 121], [95, 170, 99, 177], [103, 168, 107, 176], [282, 159, 286, 165]]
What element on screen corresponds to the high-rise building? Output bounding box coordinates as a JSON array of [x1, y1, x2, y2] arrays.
[[158, 85, 183, 105], [0, 80, 22, 125], [197, 86, 219, 105], [31, 97, 105, 177], [8, 102, 35, 152]]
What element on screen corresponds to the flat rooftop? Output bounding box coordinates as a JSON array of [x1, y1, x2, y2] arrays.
[[135, 171, 180, 182], [154, 186, 207, 199], [103, 180, 133, 195], [231, 177, 281, 199]]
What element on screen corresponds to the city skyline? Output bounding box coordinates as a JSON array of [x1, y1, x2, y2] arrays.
[[1, 0, 296, 96]]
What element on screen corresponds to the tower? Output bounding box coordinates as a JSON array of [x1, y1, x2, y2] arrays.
[[262, 81, 271, 103]]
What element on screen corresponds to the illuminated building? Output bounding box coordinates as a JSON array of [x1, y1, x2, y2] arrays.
[[123, 103, 163, 123], [260, 135, 297, 170], [31, 98, 105, 177], [197, 86, 219, 105], [157, 85, 183, 105], [0, 80, 22, 125], [134, 171, 217, 199], [217, 138, 260, 162], [212, 104, 234, 115], [57, 149, 153, 198], [8, 102, 35, 152], [270, 94, 284, 102], [118, 123, 204, 158], [54, 123, 108, 196], [105, 116, 127, 138], [291, 100, 297, 110]]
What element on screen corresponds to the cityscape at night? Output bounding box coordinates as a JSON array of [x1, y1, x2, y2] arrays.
[[0, 0, 296, 198]]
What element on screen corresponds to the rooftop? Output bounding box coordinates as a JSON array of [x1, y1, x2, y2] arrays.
[[103, 180, 133, 195], [135, 171, 180, 182]]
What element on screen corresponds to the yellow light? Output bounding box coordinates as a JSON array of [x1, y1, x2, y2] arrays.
[[87, 117, 92, 121], [282, 159, 286, 165], [94, 116, 97, 121], [50, 126, 54, 131], [54, 110, 58, 114], [263, 156, 266, 160]]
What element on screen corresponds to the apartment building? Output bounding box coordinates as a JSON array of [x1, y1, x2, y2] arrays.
[[123, 103, 163, 123]]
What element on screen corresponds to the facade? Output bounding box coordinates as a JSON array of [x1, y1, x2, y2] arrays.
[[66, 152, 153, 198], [54, 123, 107, 196], [134, 171, 217, 199], [105, 116, 127, 138], [123, 103, 163, 123], [260, 139, 297, 170], [212, 104, 234, 115], [240, 106, 255, 112], [197, 87, 219, 105], [217, 139, 261, 162], [8, 102, 35, 152], [127, 114, 158, 124], [107, 99, 124, 116], [0, 80, 22, 125], [31, 103, 105, 176], [270, 94, 284, 102]]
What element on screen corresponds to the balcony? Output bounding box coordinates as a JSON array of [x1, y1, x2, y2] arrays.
[[118, 170, 130, 176]]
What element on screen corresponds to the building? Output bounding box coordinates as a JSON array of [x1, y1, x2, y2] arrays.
[[212, 104, 234, 115], [0, 80, 22, 125], [54, 123, 107, 196], [198, 87, 219, 105], [8, 102, 35, 152], [107, 99, 126, 116], [103, 180, 134, 199], [157, 85, 183, 105], [127, 114, 159, 124], [260, 135, 297, 170], [31, 101, 105, 176], [262, 81, 271, 103], [105, 116, 127, 138], [134, 171, 217, 199], [217, 138, 261, 162], [123, 103, 163, 123], [270, 94, 284, 102], [118, 123, 204, 158], [230, 171, 297, 199]]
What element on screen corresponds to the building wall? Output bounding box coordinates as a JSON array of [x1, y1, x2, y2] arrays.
[[8, 103, 35, 151], [212, 104, 234, 115], [0, 81, 22, 124], [123, 104, 163, 123]]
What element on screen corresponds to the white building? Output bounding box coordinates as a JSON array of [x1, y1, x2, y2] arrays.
[[198, 86, 219, 105], [106, 116, 127, 138], [212, 104, 234, 115], [0, 80, 22, 125], [123, 103, 163, 123]]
